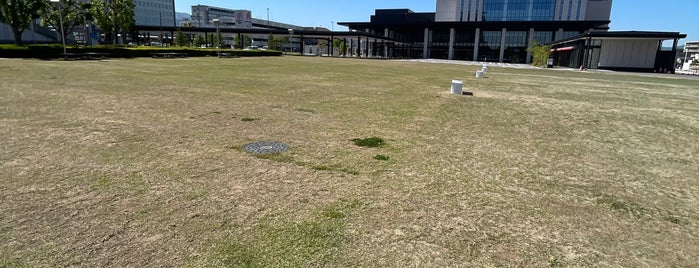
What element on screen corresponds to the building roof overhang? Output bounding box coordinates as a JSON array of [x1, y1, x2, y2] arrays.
[[338, 20, 611, 31], [551, 31, 688, 45], [135, 25, 408, 44]]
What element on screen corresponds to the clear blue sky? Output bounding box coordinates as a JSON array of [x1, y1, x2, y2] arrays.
[[175, 0, 697, 44]]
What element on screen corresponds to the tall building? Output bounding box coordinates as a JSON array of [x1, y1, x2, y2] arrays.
[[134, 0, 176, 27], [341, 0, 614, 63]]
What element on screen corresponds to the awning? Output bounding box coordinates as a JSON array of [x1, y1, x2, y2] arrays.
[[551, 46, 575, 52]]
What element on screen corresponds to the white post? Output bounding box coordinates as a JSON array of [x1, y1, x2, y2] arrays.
[[213, 19, 220, 56]]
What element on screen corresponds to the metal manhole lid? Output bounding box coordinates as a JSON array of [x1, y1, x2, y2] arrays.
[[243, 142, 290, 154]]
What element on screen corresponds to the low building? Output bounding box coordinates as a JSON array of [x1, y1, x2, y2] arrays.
[[550, 31, 687, 72], [679, 41, 699, 73]]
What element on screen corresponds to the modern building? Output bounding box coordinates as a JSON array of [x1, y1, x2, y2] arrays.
[[340, 0, 614, 63], [134, 0, 176, 27], [550, 31, 686, 72]]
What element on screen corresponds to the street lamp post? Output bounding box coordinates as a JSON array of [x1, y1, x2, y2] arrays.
[[213, 19, 220, 57], [288, 29, 294, 53], [50, 0, 67, 58]]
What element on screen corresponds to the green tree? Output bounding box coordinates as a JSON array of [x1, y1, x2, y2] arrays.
[[316, 39, 328, 55], [527, 41, 552, 67], [233, 34, 252, 49], [267, 33, 280, 50], [0, 0, 47, 45], [174, 29, 188, 47], [193, 34, 205, 47], [41, 0, 91, 45], [210, 33, 220, 48], [88, 0, 135, 44], [332, 39, 344, 56]]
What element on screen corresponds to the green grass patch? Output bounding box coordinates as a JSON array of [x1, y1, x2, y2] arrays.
[[373, 154, 390, 161], [253, 153, 295, 164], [209, 199, 361, 267], [240, 117, 259, 122], [596, 194, 648, 219], [352, 137, 385, 148]]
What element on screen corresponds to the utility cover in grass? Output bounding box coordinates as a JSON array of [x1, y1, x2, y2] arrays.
[[243, 142, 290, 154]]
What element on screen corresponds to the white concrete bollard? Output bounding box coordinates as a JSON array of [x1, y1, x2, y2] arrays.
[[476, 70, 484, 78], [450, 80, 463, 95], [482, 64, 488, 73]]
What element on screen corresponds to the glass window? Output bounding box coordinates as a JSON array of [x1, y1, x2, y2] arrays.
[[533, 31, 553, 44], [562, 31, 581, 39], [483, 0, 555, 21], [505, 31, 527, 47], [480, 31, 502, 49]]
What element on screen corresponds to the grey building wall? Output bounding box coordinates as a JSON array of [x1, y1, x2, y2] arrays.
[[435, 0, 461, 21], [134, 0, 176, 27], [585, 0, 613, 21], [0, 22, 55, 44], [598, 39, 657, 68]]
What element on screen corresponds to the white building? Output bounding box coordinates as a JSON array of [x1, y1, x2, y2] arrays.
[[684, 41, 699, 61], [190, 5, 252, 29], [681, 41, 699, 71]]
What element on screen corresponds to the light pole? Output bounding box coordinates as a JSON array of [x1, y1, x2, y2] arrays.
[[50, 0, 67, 58], [213, 19, 220, 57], [288, 29, 294, 53], [331, 21, 334, 32]]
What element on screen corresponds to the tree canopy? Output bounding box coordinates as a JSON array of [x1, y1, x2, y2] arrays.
[[174, 29, 189, 47], [41, 0, 92, 45], [527, 41, 552, 67], [88, 0, 135, 44], [0, 0, 48, 45]]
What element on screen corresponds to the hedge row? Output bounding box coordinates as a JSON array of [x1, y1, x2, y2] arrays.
[[0, 45, 282, 59]]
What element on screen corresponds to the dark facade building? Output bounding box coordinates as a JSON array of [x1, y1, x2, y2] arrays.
[[340, 0, 613, 63], [550, 31, 686, 72]]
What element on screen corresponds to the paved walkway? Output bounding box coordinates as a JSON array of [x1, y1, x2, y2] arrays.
[[395, 59, 538, 69], [396, 59, 699, 80]]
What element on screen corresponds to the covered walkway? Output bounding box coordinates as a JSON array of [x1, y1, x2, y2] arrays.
[[134, 25, 410, 59]]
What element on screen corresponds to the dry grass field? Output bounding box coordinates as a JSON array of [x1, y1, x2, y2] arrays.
[[1, 56, 697, 267]]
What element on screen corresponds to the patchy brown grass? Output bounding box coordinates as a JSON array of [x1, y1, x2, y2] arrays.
[[1, 57, 697, 267]]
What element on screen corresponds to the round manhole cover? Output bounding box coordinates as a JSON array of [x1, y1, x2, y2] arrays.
[[243, 142, 290, 154]]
